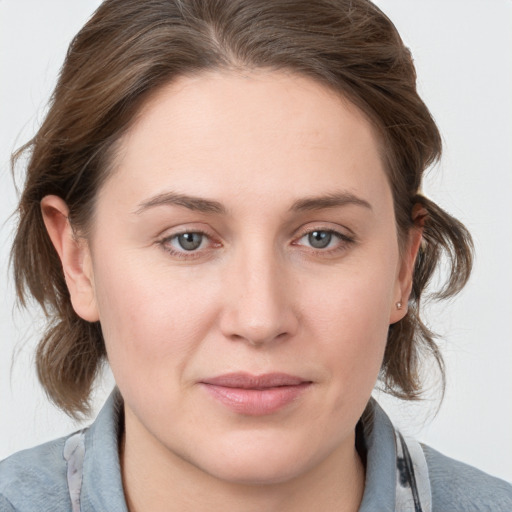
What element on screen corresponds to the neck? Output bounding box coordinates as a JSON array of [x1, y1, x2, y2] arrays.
[[121, 409, 365, 512]]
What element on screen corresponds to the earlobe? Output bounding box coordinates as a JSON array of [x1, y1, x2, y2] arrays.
[[41, 195, 99, 322], [389, 223, 424, 324]]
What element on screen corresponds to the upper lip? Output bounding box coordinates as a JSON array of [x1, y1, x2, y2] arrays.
[[200, 372, 311, 389]]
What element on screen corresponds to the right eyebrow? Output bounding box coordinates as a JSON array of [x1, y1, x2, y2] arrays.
[[133, 191, 226, 215]]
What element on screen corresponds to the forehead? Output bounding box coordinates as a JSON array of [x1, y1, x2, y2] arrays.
[[103, 70, 389, 212]]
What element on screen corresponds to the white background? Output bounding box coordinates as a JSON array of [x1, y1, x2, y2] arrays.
[[1, 0, 511, 483]]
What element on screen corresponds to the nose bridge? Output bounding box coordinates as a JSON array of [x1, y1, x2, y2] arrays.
[[220, 237, 297, 345]]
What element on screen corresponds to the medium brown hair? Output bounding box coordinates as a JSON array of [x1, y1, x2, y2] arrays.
[[12, 0, 473, 418]]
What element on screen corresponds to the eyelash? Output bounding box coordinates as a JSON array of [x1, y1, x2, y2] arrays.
[[157, 227, 356, 260], [158, 229, 219, 260], [292, 227, 356, 256]]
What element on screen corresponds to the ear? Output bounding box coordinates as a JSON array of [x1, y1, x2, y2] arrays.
[[389, 205, 426, 324], [41, 195, 99, 322]]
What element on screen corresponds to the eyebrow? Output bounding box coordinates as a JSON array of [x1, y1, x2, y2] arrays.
[[134, 191, 226, 215], [134, 190, 372, 216], [290, 192, 372, 212]]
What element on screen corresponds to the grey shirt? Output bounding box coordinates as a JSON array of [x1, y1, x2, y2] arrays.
[[1, 391, 511, 511]]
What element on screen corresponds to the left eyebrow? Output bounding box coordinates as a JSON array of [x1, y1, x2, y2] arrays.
[[290, 192, 372, 212]]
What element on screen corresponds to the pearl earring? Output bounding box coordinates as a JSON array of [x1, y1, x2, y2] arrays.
[[396, 301, 403, 310]]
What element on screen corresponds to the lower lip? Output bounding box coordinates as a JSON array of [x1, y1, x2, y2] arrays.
[[201, 383, 311, 416]]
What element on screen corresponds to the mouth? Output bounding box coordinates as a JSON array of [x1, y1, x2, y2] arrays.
[[199, 372, 313, 416]]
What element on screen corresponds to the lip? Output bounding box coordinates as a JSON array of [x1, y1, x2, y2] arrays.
[[199, 372, 313, 416]]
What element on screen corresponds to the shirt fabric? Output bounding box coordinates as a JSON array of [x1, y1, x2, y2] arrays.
[[1, 390, 511, 511]]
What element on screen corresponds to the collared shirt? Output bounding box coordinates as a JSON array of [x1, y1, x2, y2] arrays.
[[1, 390, 511, 511]]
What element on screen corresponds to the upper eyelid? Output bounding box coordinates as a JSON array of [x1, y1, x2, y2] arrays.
[[291, 225, 358, 255], [293, 223, 356, 240], [157, 231, 218, 259], [158, 224, 216, 240], [293, 231, 353, 247], [160, 230, 217, 249], [156, 223, 356, 248], [161, 228, 210, 239]]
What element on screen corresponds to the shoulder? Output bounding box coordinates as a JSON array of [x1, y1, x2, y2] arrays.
[[423, 444, 512, 511], [0, 435, 72, 512], [0, 390, 126, 512]]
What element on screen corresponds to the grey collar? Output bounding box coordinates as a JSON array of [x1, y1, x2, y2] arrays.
[[64, 390, 431, 511]]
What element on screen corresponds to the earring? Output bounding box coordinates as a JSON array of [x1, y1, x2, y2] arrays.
[[396, 301, 403, 310]]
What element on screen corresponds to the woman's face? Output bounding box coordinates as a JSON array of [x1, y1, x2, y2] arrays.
[[67, 71, 414, 484]]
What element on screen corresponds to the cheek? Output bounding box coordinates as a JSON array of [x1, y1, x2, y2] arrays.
[[301, 256, 397, 392], [305, 255, 396, 336], [90, 253, 220, 392]]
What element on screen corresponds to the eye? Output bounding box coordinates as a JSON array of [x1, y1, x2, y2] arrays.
[[175, 232, 204, 251], [306, 230, 334, 249], [292, 227, 355, 255], [158, 230, 216, 258]]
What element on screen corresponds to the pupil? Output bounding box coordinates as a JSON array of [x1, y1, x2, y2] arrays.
[[309, 231, 331, 249], [178, 233, 202, 251]]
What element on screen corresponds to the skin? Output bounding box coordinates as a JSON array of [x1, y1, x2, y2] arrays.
[[42, 71, 421, 512]]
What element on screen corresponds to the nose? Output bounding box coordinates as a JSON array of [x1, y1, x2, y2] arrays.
[[219, 245, 299, 346]]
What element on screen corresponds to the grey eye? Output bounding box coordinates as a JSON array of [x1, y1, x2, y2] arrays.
[[308, 231, 332, 249], [177, 232, 203, 251]]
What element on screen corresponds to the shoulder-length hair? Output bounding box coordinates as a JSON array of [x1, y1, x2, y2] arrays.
[[12, 0, 473, 417]]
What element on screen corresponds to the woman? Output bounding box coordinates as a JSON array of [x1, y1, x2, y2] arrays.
[[1, 0, 511, 510]]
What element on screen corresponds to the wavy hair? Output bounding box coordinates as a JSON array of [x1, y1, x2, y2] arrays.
[[12, 0, 473, 417]]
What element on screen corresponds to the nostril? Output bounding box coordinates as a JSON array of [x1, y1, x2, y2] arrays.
[[218, 279, 299, 345]]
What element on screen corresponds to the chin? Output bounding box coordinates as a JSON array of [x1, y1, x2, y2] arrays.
[[185, 431, 324, 486], [203, 455, 306, 486]]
